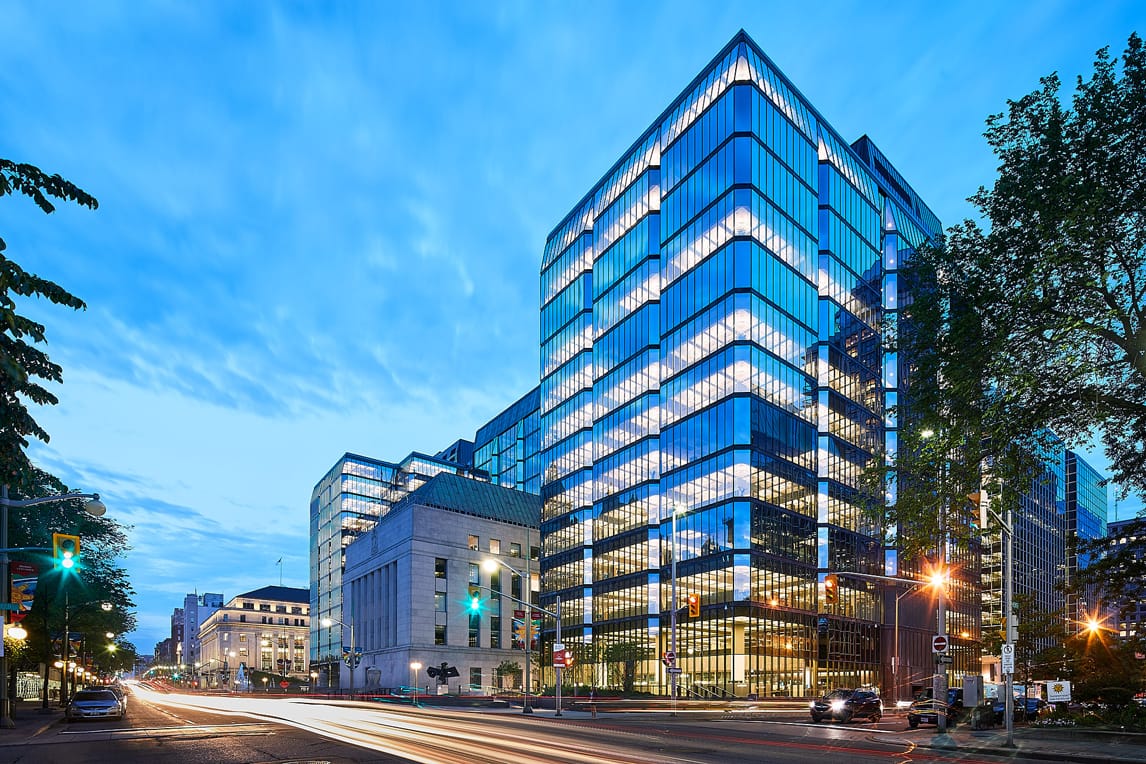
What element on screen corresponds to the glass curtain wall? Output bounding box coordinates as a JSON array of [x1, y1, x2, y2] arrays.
[[538, 32, 944, 697]]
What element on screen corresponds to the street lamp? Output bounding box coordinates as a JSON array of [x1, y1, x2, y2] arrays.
[[893, 584, 922, 705], [669, 503, 685, 714], [482, 556, 562, 716], [320, 616, 356, 697], [410, 661, 422, 706], [983, 503, 1016, 749], [0, 484, 105, 727], [56, 592, 112, 712]]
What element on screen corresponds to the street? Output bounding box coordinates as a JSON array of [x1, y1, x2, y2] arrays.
[[2, 683, 1132, 764]]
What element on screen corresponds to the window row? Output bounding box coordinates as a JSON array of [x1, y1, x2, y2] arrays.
[[664, 189, 816, 296]]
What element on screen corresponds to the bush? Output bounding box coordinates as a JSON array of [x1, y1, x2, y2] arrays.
[[1096, 687, 1135, 707]]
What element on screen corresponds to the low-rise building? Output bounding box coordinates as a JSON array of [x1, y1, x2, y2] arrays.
[[197, 586, 310, 687], [341, 472, 540, 693]]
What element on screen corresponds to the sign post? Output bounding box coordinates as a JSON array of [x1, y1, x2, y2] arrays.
[[932, 634, 949, 653]]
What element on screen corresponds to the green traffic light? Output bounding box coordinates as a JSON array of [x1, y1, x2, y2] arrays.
[[467, 595, 481, 614]]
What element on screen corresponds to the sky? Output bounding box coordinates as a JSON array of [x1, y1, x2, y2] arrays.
[[1, 1, 1142, 653]]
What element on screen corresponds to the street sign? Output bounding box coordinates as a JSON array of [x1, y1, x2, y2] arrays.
[[932, 634, 949, 653], [936, 656, 953, 665], [667, 667, 683, 674], [279, 681, 289, 689], [662, 650, 676, 667], [1001, 643, 1015, 674]]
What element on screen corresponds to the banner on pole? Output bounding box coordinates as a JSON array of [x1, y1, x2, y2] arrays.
[[10, 561, 38, 623]]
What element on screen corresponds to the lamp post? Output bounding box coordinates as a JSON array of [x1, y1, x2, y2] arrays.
[[409, 661, 422, 705], [669, 503, 683, 714], [320, 616, 355, 697], [482, 557, 562, 716], [893, 584, 922, 705], [0, 484, 105, 727], [984, 503, 1016, 748]]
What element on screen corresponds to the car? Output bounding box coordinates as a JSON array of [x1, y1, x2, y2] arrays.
[[809, 688, 883, 723], [65, 688, 125, 721], [907, 688, 964, 729], [991, 696, 1047, 723]]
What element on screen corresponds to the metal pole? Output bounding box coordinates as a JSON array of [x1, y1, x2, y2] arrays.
[[554, 595, 562, 717], [670, 506, 678, 713], [348, 619, 355, 698], [0, 485, 10, 728], [934, 465, 949, 737], [63, 592, 70, 707], [1004, 505, 1015, 747], [524, 530, 532, 714], [894, 592, 900, 704]]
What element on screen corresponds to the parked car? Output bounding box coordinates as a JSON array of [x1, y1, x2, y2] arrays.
[[65, 688, 125, 721], [991, 696, 1047, 723], [809, 688, 883, 723], [907, 688, 964, 729]]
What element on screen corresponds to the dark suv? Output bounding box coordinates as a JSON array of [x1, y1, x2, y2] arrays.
[[809, 688, 883, 723]]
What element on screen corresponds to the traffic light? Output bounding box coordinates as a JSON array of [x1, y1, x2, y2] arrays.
[[824, 574, 838, 605], [52, 533, 80, 570], [687, 593, 700, 618], [466, 588, 482, 615]]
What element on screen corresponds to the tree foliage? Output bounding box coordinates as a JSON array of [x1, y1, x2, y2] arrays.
[[0, 160, 136, 673], [906, 33, 1146, 493], [0, 159, 97, 485], [874, 33, 1146, 567]]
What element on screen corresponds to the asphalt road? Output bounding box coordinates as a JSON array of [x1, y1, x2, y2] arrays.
[[0, 684, 1092, 764]]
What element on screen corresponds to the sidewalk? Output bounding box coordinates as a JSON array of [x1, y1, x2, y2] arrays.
[[0, 701, 63, 747], [890, 724, 1146, 763]]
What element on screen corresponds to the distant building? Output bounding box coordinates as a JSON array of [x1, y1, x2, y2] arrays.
[[1107, 519, 1145, 639], [181, 592, 223, 668], [1064, 451, 1108, 624], [981, 443, 1106, 683], [197, 586, 310, 688], [341, 472, 540, 692]]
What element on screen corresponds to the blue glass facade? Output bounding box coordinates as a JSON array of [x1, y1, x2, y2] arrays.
[[473, 387, 541, 494], [538, 32, 941, 696], [1064, 450, 1108, 623]]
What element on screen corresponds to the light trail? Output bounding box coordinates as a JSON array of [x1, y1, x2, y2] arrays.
[[131, 685, 686, 764]]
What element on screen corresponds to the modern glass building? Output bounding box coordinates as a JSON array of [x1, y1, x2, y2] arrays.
[[474, 387, 541, 494], [980, 441, 1107, 682], [537, 31, 947, 697], [1064, 450, 1108, 622]]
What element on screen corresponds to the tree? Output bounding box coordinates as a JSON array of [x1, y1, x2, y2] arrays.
[[903, 34, 1146, 494], [495, 659, 521, 690], [602, 641, 650, 695], [1, 159, 98, 486], [0, 159, 136, 695]]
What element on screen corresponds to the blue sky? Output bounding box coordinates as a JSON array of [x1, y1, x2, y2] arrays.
[[1, 2, 1141, 652]]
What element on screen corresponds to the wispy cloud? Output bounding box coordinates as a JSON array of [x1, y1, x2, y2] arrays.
[[4, 0, 1141, 651]]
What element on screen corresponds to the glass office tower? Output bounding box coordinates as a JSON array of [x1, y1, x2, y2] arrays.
[[538, 31, 943, 696]]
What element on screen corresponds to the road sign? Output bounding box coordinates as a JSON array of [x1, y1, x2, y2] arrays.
[[932, 634, 949, 653], [279, 681, 289, 689], [936, 656, 953, 665], [662, 650, 676, 667], [667, 667, 683, 674], [1001, 643, 1015, 674]]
